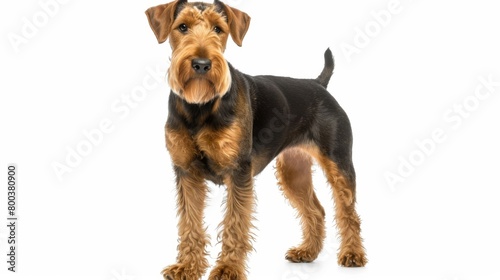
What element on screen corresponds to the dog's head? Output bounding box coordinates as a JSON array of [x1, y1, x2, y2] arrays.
[[146, 0, 251, 104]]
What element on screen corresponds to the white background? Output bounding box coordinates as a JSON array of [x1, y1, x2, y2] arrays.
[[1, 0, 500, 279]]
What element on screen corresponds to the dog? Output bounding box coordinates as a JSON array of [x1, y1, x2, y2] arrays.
[[145, 1, 367, 279]]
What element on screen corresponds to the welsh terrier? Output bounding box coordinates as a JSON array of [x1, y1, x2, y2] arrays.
[[145, 1, 367, 279]]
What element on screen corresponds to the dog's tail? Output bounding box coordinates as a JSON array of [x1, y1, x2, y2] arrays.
[[315, 48, 334, 88]]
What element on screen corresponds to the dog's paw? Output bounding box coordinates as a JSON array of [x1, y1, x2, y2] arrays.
[[338, 250, 367, 267], [208, 263, 246, 280], [162, 263, 202, 280], [285, 247, 318, 263]]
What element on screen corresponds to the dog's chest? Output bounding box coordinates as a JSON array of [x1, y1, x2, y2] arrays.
[[166, 123, 243, 175]]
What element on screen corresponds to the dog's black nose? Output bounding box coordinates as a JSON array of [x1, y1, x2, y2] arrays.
[[192, 58, 212, 74]]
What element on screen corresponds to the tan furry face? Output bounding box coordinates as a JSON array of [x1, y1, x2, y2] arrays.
[[167, 5, 232, 104]]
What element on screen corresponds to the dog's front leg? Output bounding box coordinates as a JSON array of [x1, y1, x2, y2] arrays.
[[162, 167, 209, 280], [209, 160, 255, 280]]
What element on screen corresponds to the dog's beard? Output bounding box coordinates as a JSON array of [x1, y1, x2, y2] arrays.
[[168, 55, 232, 104], [182, 78, 217, 104]]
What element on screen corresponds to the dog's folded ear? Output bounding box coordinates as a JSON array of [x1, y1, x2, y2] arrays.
[[145, 0, 186, 44], [215, 0, 251, 47]]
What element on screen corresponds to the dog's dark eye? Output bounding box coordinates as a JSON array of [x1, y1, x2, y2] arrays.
[[178, 24, 188, 33], [214, 26, 222, 34]]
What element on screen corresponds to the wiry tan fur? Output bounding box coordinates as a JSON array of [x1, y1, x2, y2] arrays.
[[145, 1, 366, 279], [162, 170, 209, 279], [168, 6, 232, 104], [195, 122, 243, 170], [276, 147, 326, 263], [208, 174, 255, 280], [307, 145, 367, 267], [165, 125, 197, 170], [276, 145, 367, 266]]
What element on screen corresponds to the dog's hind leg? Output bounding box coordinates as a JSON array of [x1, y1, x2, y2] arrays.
[[315, 150, 367, 267], [276, 147, 326, 263]]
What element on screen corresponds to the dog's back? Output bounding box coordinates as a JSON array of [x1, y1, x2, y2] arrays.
[[235, 49, 350, 176]]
